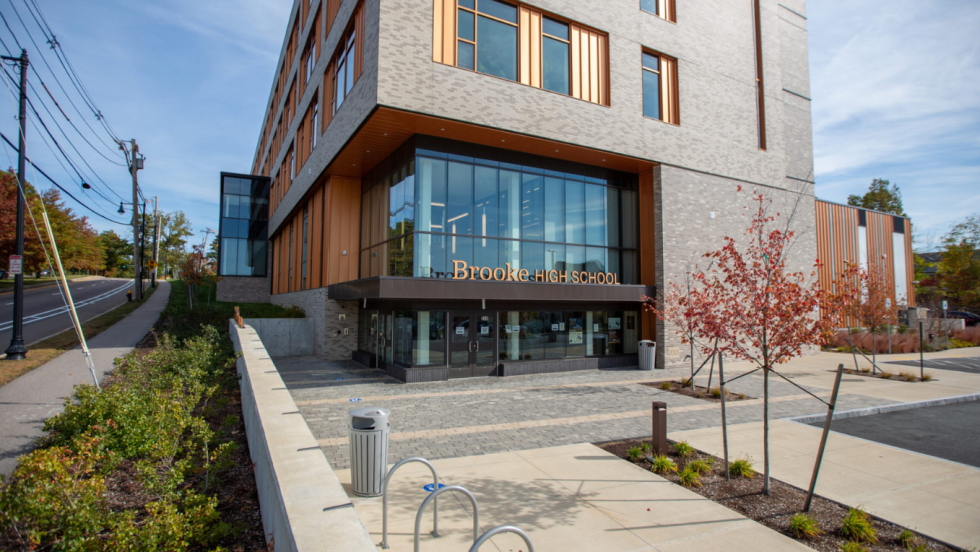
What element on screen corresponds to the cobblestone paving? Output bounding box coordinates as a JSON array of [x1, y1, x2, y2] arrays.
[[276, 356, 899, 470]]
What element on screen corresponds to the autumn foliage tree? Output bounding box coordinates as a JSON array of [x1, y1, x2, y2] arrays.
[[648, 189, 850, 495], [834, 262, 898, 370]]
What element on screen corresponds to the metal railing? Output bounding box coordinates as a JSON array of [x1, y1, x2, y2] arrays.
[[414, 486, 480, 552], [469, 525, 535, 552], [381, 457, 441, 549]]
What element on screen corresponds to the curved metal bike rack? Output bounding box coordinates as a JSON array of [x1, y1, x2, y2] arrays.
[[468, 525, 535, 552], [414, 485, 480, 552], [380, 457, 441, 549]]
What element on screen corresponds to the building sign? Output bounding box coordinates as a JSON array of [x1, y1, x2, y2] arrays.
[[451, 261, 621, 285], [8, 255, 22, 275]]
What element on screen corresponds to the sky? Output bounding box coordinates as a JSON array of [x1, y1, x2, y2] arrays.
[[0, 0, 976, 252]]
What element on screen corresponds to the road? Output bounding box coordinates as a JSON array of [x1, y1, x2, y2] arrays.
[[0, 277, 134, 347], [812, 401, 980, 468], [885, 356, 980, 374]]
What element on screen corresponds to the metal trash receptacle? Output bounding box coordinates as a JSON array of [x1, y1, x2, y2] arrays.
[[348, 406, 391, 497], [638, 340, 657, 370]]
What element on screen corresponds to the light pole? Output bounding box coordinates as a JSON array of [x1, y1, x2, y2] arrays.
[[3, 49, 29, 360]]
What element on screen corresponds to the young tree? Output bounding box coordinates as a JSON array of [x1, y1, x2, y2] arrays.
[[847, 178, 906, 216], [659, 189, 847, 495], [936, 214, 980, 308], [836, 262, 898, 369], [158, 211, 193, 278], [96, 230, 132, 276]]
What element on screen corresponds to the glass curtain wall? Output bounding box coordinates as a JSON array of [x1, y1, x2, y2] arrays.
[[219, 175, 269, 277], [359, 141, 639, 282], [500, 310, 639, 360]]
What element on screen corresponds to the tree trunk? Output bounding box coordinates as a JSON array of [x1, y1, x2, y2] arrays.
[[763, 364, 770, 495], [872, 330, 876, 374]]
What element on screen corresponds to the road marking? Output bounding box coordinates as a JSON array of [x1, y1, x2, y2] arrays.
[[0, 281, 132, 331]]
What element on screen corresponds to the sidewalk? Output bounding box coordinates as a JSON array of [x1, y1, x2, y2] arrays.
[[337, 443, 810, 552], [0, 281, 171, 477]]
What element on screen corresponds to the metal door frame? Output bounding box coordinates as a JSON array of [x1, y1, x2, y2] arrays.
[[448, 310, 497, 378]]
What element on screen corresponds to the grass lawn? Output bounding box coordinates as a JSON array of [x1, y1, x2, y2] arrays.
[[0, 274, 94, 291], [0, 284, 158, 387]]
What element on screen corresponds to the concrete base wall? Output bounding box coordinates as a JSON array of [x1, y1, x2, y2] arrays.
[[243, 318, 314, 357], [229, 320, 375, 552], [217, 276, 270, 304], [271, 288, 359, 361]]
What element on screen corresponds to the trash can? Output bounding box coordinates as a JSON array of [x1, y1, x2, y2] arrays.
[[348, 406, 391, 497], [638, 340, 657, 370]]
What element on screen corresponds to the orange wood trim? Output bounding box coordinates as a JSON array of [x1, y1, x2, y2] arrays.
[[905, 219, 915, 306], [518, 6, 542, 88], [570, 25, 581, 99], [320, 181, 331, 286], [597, 33, 608, 106], [327, 178, 343, 285], [310, 185, 323, 288], [433, 0, 445, 63], [753, 0, 766, 150], [326, 0, 340, 36], [433, 0, 456, 65], [270, 234, 278, 295], [338, 178, 354, 281], [354, 2, 364, 80], [293, 216, 302, 292], [588, 31, 599, 103]]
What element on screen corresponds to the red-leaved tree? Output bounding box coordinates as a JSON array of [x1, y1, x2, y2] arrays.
[[650, 189, 850, 494]]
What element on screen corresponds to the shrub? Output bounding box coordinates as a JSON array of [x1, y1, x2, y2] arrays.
[[737, 393, 747, 400], [649, 455, 677, 475], [729, 456, 756, 478], [788, 513, 822, 539], [686, 459, 713, 475], [953, 326, 980, 346], [678, 467, 702, 487], [879, 371, 893, 379], [899, 371, 917, 382], [897, 529, 917, 548], [840, 542, 868, 552], [659, 381, 672, 390], [922, 372, 934, 382], [859, 367, 871, 374], [626, 446, 643, 462], [680, 378, 694, 388], [709, 387, 722, 398], [840, 508, 877, 544], [673, 441, 695, 457], [640, 442, 651, 453]]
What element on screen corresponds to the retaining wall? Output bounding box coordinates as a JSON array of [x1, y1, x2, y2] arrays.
[[243, 318, 315, 357], [230, 320, 375, 552]]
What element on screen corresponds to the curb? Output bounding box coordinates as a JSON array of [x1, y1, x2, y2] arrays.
[[785, 392, 980, 424]]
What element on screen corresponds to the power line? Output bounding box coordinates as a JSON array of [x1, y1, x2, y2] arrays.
[[1, 132, 130, 225]]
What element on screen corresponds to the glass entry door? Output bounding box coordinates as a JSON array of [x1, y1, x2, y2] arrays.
[[378, 312, 393, 368], [448, 311, 497, 378]]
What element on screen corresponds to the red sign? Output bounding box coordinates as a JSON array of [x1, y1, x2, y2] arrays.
[[9, 255, 22, 275]]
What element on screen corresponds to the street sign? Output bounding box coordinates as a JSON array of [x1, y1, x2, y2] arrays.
[[942, 300, 948, 310], [148, 260, 158, 270], [9, 255, 21, 275]]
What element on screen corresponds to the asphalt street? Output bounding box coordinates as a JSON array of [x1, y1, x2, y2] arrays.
[[886, 356, 980, 374], [812, 401, 980, 468], [0, 277, 133, 347]]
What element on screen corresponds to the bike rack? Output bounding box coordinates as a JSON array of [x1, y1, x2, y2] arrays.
[[414, 486, 480, 552], [381, 457, 441, 549], [469, 525, 535, 552]]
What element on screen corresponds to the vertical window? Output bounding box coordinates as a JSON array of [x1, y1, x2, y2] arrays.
[[640, 0, 676, 22], [310, 99, 318, 150], [289, 147, 296, 180], [301, 206, 309, 290], [642, 52, 661, 120], [305, 43, 315, 84], [333, 26, 357, 113], [457, 0, 518, 81], [542, 18, 569, 95], [642, 50, 679, 124]]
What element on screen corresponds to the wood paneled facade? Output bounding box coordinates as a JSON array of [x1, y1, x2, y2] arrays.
[[271, 176, 361, 295], [815, 199, 915, 309]]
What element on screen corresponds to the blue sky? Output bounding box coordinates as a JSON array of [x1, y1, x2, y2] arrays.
[[0, 0, 976, 252]]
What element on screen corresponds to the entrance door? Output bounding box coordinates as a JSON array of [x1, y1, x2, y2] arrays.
[[377, 312, 393, 369], [448, 311, 497, 378]]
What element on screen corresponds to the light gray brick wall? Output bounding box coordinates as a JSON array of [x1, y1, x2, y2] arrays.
[[271, 287, 359, 360]]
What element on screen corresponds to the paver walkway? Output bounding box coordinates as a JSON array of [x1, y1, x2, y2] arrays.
[[274, 350, 980, 470], [0, 281, 170, 476], [337, 443, 811, 552]]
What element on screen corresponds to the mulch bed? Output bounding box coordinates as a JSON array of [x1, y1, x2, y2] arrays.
[[640, 381, 754, 403], [598, 438, 954, 552], [838, 368, 933, 383]]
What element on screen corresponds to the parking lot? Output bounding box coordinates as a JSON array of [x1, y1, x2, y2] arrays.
[[886, 356, 980, 374]]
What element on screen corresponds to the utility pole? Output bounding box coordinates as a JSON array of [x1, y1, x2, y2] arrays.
[[129, 139, 141, 301], [151, 196, 159, 288], [3, 49, 28, 360], [139, 200, 146, 297]]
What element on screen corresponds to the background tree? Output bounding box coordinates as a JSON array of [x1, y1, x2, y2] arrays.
[[655, 189, 848, 495], [96, 230, 132, 277], [836, 262, 898, 370], [206, 236, 219, 268], [847, 178, 906, 216], [158, 211, 193, 278]]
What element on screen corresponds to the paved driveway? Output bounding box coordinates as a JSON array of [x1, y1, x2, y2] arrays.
[[277, 357, 898, 469], [885, 356, 980, 374]]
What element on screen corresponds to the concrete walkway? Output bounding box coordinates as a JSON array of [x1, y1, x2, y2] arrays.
[[337, 443, 810, 552], [0, 281, 170, 477]]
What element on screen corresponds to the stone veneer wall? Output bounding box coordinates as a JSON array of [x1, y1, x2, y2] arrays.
[[270, 288, 359, 361], [217, 276, 270, 304]]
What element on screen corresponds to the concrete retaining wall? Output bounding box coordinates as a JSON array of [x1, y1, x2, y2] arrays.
[[243, 318, 314, 357], [230, 320, 376, 552]]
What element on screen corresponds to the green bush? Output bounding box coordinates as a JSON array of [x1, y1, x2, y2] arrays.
[[626, 446, 644, 462], [709, 387, 722, 398], [672, 441, 695, 458], [649, 455, 677, 475], [678, 467, 702, 488], [897, 529, 917, 549], [640, 442, 651, 453], [659, 380, 672, 390], [788, 513, 822, 539], [729, 456, 756, 478], [686, 459, 713, 476], [840, 508, 877, 544], [840, 542, 868, 552]]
